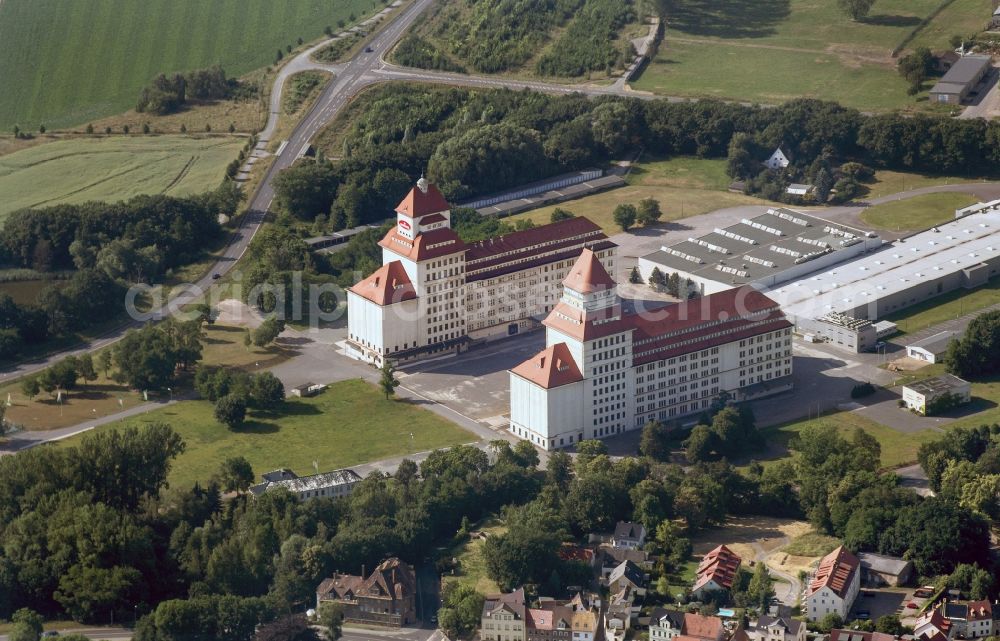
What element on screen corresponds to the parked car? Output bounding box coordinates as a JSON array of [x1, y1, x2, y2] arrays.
[[907, 602, 919, 609]]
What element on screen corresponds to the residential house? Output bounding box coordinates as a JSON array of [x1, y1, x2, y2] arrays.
[[828, 630, 897, 641], [527, 606, 573, 641], [481, 589, 528, 641], [805, 546, 861, 622], [612, 522, 647, 549], [558, 544, 599, 571], [966, 600, 994, 638], [607, 560, 646, 596], [750, 616, 806, 641], [599, 547, 652, 578], [315, 558, 417, 627], [250, 467, 362, 501], [914, 606, 952, 641], [681, 613, 725, 641], [858, 553, 913, 587], [691, 545, 742, 601], [649, 608, 686, 641], [570, 605, 599, 641], [944, 602, 970, 638], [730, 623, 751, 641], [764, 147, 791, 170]]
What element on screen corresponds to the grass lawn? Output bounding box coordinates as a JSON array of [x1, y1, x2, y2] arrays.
[[508, 156, 773, 234], [633, 0, 967, 111], [883, 275, 1000, 336], [0, 323, 290, 431], [860, 192, 980, 232], [760, 410, 942, 469], [0, 135, 243, 224], [442, 518, 506, 594], [666, 559, 700, 598], [863, 170, 997, 199], [56, 378, 476, 489], [908, 0, 994, 50], [782, 532, 841, 557], [0, 0, 379, 130]]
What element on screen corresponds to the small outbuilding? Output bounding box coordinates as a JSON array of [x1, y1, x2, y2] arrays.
[[858, 552, 914, 587], [929, 54, 992, 105], [901, 374, 972, 416], [905, 330, 958, 364]]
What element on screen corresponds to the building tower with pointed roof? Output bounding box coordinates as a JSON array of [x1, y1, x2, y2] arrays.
[[346, 180, 617, 366], [509, 250, 793, 450]]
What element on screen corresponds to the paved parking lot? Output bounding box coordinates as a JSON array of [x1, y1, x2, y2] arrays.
[[398, 331, 545, 424], [851, 588, 911, 623]]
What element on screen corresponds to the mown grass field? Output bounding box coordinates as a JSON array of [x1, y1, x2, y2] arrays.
[[508, 156, 772, 233], [56, 379, 476, 490], [634, 0, 989, 111], [884, 275, 1000, 336], [0, 0, 375, 130], [0, 135, 243, 224], [760, 410, 942, 469], [860, 192, 980, 232]]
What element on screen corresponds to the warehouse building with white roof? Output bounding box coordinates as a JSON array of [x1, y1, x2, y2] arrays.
[[764, 209, 1000, 351], [638, 208, 882, 296]]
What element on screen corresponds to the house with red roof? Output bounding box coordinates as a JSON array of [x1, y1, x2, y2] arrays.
[[805, 546, 860, 622], [316, 558, 417, 627], [509, 250, 793, 450], [690, 545, 742, 600], [346, 178, 616, 366]]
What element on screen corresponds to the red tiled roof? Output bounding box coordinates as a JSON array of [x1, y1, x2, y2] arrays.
[[563, 248, 617, 294], [466, 240, 616, 284], [692, 545, 742, 593], [349, 261, 416, 306], [527, 606, 572, 631], [916, 608, 952, 634], [511, 342, 584, 389], [682, 613, 723, 641], [829, 629, 896, 641], [465, 216, 607, 263], [420, 213, 447, 224], [380, 226, 467, 262], [808, 546, 860, 600], [558, 544, 596, 563], [396, 182, 451, 218], [968, 600, 992, 621], [543, 301, 633, 342]]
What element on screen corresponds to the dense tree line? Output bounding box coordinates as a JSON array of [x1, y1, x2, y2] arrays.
[[274, 86, 1000, 229], [406, 0, 584, 74], [945, 310, 1000, 378], [136, 66, 253, 115], [535, 0, 636, 77], [0, 186, 240, 361]]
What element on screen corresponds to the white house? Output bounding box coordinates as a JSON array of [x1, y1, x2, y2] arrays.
[[648, 608, 685, 641], [611, 522, 646, 550], [763, 147, 791, 170], [691, 545, 741, 601], [966, 600, 994, 638], [805, 546, 860, 621], [749, 616, 806, 641]]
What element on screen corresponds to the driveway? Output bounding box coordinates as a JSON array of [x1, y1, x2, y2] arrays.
[[960, 66, 1000, 120]]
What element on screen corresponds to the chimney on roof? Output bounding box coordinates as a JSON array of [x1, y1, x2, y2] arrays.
[[374, 276, 380, 286], [538, 356, 546, 368]]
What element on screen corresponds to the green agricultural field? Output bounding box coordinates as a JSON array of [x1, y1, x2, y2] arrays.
[[0, 0, 375, 130], [57, 379, 477, 489], [860, 192, 980, 232], [0, 135, 243, 224], [634, 0, 988, 111]]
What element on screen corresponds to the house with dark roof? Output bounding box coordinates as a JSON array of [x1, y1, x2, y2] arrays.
[[316, 558, 417, 627], [607, 560, 646, 596], [481, 589, 528, 641], [611, 522, 647, 549], [805, 546, 860, 621], [929, 54, 992, 105], [750, 616, 806, 641], [691, 545, 742, 600], [598, 547, 652, 577], [649, 608, 686, 641], [250, 468, 361, 501]]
